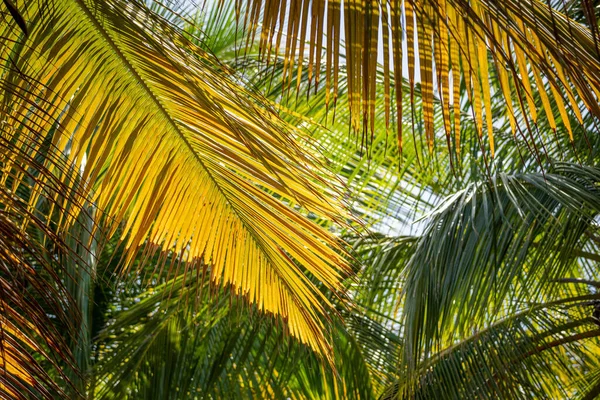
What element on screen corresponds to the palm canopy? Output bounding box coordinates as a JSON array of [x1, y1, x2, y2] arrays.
[[161, 4, 600, 397], [2, 0, 600, 399]]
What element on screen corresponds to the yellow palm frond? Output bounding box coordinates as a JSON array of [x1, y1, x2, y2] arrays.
[[239, 0, 600, 157], [0, 0, 350, 360]]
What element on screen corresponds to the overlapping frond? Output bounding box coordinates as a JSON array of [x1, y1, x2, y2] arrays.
[[382, 292, 600, 399], [0, 133, 85, 398], [347, 225, 600, 399], [349, 234, 416, 318], [0, 0, 351, 361], [94, 270, 396, 399], [253, 61, 442, 230], [401, 163, 600, 372], [234, 0, 600, 158], [0, 216, 73, 399]]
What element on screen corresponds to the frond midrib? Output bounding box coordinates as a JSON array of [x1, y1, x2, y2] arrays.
[[72, 0, 327, 327]]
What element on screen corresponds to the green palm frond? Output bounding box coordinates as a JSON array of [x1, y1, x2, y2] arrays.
[[350, 228, 600, 399], [381, 291, 600, 399], [402, 163, 600, 371], [0, 0, 351, 363]]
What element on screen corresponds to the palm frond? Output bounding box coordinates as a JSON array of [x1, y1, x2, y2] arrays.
[[0, 0, 351, 360], [0, 216, 75, 399], [384, 292, 600, 399], [402, 163, 600, 371], [234, 0, 600, 159]]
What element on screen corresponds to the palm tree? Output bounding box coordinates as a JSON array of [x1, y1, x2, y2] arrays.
[[2, 0, 600, 399]]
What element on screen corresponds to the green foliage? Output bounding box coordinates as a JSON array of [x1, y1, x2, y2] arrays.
[[2, 1, 600, 399]]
